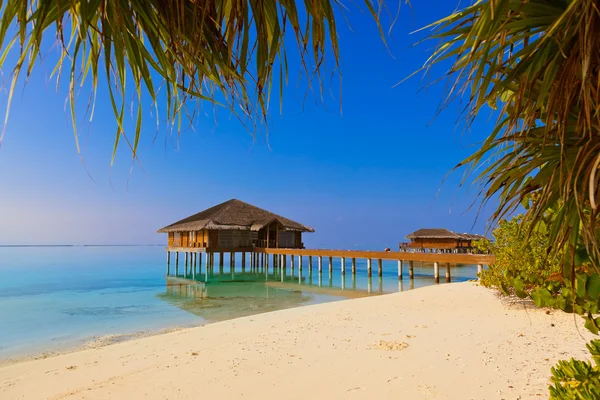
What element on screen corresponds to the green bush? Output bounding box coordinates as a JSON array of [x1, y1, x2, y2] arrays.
[[475, 214, 563, 296], [549, 340, 600, 399]]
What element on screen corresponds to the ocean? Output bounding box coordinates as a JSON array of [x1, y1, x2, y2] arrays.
[[0, 246, 477, 361]]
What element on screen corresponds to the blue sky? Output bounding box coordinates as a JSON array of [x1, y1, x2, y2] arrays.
[[0, 1, 498, 248]]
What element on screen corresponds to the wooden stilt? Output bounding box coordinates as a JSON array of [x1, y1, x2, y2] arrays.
[[185, 252, 188, 267], [318, 256, 322, 273], [434, 262, 440, 283], [367, 259, 372, 277], [204, 252, 209, 278], [352, 258, 356, 275], [328, 257, 333, 275], [398, 260, 403, 280], [230, 252, 234, 269], [446, 263, 451, 282], [291, 254, 295, 274], [283, 255, 287, 270], [341, 257, 346, 276], [409, 261, 414, 279], [242, 252, 246, 268], [219, 252, 224, 267], [309, 256, 313, 272], [299, 255, 303, 271], [378, 259, 383, 277]]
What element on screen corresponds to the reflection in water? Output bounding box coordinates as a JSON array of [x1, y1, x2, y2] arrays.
[[160, 260, 479, 323]]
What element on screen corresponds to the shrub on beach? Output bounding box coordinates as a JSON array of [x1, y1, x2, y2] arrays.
[[474, 214, 562, 296], [549, 340, 600, 400]]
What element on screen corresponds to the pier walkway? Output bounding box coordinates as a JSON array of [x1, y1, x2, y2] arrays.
[[165, 247, 494, 283]]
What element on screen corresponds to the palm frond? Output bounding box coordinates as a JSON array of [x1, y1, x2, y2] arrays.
[[424, 0, 600, 272], [0, 0, 387, 164]]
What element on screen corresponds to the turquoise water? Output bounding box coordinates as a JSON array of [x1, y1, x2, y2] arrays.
[[0, 246, 477, 360]]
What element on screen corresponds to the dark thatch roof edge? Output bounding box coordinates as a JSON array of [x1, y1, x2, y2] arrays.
[[157, 199, 314, 233], [406, 228, 485, 240]]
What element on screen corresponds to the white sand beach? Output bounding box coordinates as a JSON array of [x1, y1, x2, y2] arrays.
[[0, 282, 594, 399]]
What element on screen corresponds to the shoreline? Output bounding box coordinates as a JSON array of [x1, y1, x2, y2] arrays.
[[0, 325, 195, 368], [1, 282, 593, 399], [0, 278, 392, 366]]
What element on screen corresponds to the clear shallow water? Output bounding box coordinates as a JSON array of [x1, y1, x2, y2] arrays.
[[0, 246, 477, 360]]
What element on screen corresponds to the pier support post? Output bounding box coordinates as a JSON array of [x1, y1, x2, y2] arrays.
[[378, 259, 383, 277], [398, 260, 403, 280], [434, 262, 440, 283], [409, 261, 414, 279], [242, 252, 246, 269], [204, 253, 209, 277], [352, 258, 356, 275], [283, 255, 287, 270], [219, 252, 224, 267], [318, 256, 323, 273], [230, 252, 234, 270], [185, 252, 188, 268], [309, 256, 313, 272], [291, 254, 295, 274], [477, 264, 483, 278], [446, 263, 451, 282], [341, 257, 346, 276], [367, 259, 372, 277], [166, 252, 171, 275], [299, 255, 303, 271], [328, 257, 333, 275]]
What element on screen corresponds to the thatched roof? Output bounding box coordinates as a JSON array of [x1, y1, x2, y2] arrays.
[[406, 229, 485, 240], [157, 199, 314, 233]]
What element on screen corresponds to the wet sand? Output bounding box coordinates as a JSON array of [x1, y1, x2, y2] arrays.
[[0, 282, 593, 399]]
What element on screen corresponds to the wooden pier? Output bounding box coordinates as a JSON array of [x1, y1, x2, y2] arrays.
[[159, 199, 494, 285], [165, 247, 494, 284]]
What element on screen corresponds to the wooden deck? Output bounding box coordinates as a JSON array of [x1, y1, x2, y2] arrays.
[[164, 246, 494, 284]]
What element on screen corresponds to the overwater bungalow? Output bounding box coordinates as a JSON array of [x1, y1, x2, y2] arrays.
[[399, 229, 485, 254], [158, 199, 314, 251]]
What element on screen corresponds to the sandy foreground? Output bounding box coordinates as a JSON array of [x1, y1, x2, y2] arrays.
[[0, 282, 595, 400]]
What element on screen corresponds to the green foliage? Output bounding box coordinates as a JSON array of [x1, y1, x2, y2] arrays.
[[549, 340, 600, 399], [0, 0, 387, 163], [476, 214, 562, 296], [423, 0, 600, 272]]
